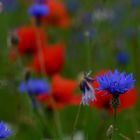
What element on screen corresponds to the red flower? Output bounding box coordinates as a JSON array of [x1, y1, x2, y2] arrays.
[[44, 0, 70, 27], [16, 26, 46, 55], [32, 43, 65, 76], [90, 71, 137, 113], [37, 74, 81, 109]]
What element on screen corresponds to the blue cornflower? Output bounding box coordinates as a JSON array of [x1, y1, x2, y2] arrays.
[[80, 72, 96, 105], [116, 51, 129, 66], [19, 78, 49, 96], [28, 3, 48, 17], [19, 78, 49, 108], [97, 70, 135, 95], [0, 122, 11, 139]]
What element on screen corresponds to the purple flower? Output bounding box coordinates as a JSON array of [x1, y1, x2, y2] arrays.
[[19, 78, 49, 108], [19, 79, 49, 96], [116, 51, 129, 66], [0, 122, 11, 139], [28, 3, 48, 17], [97, 70, 135, 95]]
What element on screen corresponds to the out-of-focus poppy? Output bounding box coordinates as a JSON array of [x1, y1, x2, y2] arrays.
[[32, 43, 65, 76], [43, 0, 70, 27], [13, 26, 47, 55], [37, 74, 81, 109], [90, 71, 137, 113]]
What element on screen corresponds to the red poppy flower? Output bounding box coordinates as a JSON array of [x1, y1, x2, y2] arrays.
[[16, 26, 47, 55], [32, 43, 65, 76], [37, 74, 81, 109], [44, 0, 70, 27], [90, 71, 137, 113]]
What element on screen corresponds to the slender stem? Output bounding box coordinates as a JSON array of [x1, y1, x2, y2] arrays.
[[53, 110, 63, 140], [114, 107, 117, 129], [113, 107, 117, 140], [109, 136, 112, 140], [71, 104, 82, 140], [49, 97, 63, 140], [131, 33, 140, 85], [35, 26, 64, 139], [17, 53, 53, 136], [35, 27, 47, 76], [85, 33, 91, 70], [119, 133, 131, 140]]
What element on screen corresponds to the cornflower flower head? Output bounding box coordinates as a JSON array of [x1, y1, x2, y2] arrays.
[[0, 121, 11, 139], [19, 78, 49, 96], [116, 51, 129, 66], [97, 70, 135, 108], [80, 71, 96, 106], [28, 3, 48, 17], [97, 70, 135, 96], [19, 78, 49, 108]]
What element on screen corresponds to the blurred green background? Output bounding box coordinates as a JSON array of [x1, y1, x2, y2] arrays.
[[0, 0, 140, 139]]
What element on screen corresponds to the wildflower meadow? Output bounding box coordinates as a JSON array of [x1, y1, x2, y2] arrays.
[[0, 0, 140, 140]]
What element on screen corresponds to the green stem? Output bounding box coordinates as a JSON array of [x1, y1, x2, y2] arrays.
[[71, 104, 82, 140], [113, 107, 117, 140], [131, 34, 140, 85], [114, 107, 117, 129], [53, 110, 63, 140], [35, 25, 64, 139], [17, 54, 53, 136], [85, 33, 91, 70]]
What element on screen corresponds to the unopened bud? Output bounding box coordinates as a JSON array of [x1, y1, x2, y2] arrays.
[[106, 125, 113, 139]]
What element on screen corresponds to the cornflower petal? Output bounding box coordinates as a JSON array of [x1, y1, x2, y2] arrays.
[[97, 70, 135, 95]]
